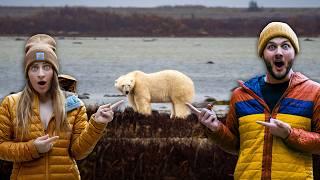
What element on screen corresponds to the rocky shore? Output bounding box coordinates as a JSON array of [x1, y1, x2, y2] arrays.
[[79, 93, 230, 119]]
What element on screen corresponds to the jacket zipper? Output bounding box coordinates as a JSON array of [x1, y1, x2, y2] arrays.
[[41, 117, 52, 180], [45, 116, 54, 180], [240, 77, 293, 180], [270, 84, 292, 117], [44, 127, 49, 180], [45, 151, 48, 180], [37, 95, 55, 180]]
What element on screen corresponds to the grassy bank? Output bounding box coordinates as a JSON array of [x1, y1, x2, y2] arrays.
[[1, 107, 320, 179]]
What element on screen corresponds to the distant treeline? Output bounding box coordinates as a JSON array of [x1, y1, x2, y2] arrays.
[[0, 7, 319, 37]]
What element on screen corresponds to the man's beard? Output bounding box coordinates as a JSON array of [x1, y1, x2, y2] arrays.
[[264, 59, 293, 80]]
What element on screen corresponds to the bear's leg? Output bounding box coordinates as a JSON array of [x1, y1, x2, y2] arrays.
[[134, 97, 152, 116], [173, 102, 191, 119], [170, 103, 176, 119], [127, 95, 137, 111]]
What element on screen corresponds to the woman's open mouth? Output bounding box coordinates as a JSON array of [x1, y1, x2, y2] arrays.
[[38, 81, 46, 86]]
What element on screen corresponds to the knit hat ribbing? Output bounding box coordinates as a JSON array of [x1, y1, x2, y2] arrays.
[[258, 22, 299, 57], [25, 34, 56, 54], [24, 34, 59, 75]]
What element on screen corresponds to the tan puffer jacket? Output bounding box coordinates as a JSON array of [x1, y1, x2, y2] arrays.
[[0, 92, 107, 180]]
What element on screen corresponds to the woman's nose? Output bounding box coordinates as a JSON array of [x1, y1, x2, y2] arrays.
[[38, 67, 45, 77]]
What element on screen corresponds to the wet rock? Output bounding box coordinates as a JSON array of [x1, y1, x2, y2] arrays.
[[204, 96, 217, 103], [206, 61, 215, 64], [15, 37, 25, 41], [104, 94, 125, 97], [78, 94, 90, 99], [72, 41, 83, 44], [192, 102, 208, 108], [304, 38, 314, 41]]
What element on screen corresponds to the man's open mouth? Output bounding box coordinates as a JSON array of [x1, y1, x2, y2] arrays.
[[274, 61, 284, 68]]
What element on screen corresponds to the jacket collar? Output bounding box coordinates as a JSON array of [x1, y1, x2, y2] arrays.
[[32, 93, 82, 115], [65, 95, 82, 112], [242, 75, 265, 99], [32, 94, 40, 116], [239, 72, 309, 98]]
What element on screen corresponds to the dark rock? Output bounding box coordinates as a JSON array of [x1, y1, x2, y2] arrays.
[[104, 94, 125, 97], [304, 38, 314, 41], [192, 102, 208, 108], [206, 61, 215, 64], [204, 97, 217, 103], [15, 37, 25, 41], [78, 94, 89, 99]]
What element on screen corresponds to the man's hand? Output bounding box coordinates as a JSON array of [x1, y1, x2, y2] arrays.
[[256, 118, 291, 139], [186, 103, 220, 132], [94, 100, 124, 124], [34, 134, 59, 153]]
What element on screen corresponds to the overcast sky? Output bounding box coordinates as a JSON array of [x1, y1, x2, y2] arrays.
[[0, 0, 319, 8]]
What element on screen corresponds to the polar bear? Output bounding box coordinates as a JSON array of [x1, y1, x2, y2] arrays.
[[115, 70, 195, 119]]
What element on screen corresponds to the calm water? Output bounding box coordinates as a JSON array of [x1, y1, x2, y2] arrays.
[[0, 37, 319, 104]]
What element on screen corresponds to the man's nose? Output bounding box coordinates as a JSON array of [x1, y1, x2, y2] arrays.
[[275, 47, 283, 57]]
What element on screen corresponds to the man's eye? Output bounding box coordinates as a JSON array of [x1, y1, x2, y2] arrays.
[[267, 44, 276, 50], [282, 44, 290, 50]]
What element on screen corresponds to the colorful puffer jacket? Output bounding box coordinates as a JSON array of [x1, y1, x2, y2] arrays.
[[0, 92, 107, 180], [207, 72, 320, 180]]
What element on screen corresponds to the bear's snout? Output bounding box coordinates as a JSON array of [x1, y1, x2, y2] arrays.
[[125, 91, 129, 95]]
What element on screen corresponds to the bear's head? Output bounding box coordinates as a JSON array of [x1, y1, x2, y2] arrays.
[[114, 75, 135, 95]]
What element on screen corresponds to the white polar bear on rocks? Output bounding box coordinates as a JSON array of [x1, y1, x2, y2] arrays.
[[114, 70, 195, 119]]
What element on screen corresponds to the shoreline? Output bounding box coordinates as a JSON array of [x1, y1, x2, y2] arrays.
[[0, 92, 229, 118], [80, 93, 230, 118]]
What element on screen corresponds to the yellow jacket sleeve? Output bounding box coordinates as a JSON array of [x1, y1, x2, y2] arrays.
[[205, 91, 240, 155], [0, 96, 40, 162], [70, 105, 107, 160]]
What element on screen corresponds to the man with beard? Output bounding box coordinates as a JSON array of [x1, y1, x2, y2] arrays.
[[187, 22, 320, 179]]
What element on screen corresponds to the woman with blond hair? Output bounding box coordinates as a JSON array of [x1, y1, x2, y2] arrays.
[[0, 34, 122, 180]]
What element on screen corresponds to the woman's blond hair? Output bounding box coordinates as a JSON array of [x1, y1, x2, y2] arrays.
[[16, 71, 69, 140]]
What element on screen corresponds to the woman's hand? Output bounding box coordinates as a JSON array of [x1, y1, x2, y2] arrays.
[[34, 134, 59, 153], [94, 100, 124, 124]]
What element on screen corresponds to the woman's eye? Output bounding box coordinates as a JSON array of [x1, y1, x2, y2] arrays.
[[30, 66, 38, 71], [43, 65, 52, 71]]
